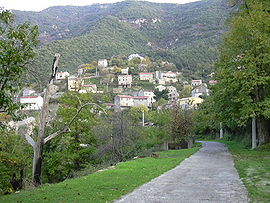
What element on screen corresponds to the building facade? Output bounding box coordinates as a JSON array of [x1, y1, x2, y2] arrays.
[[139, 72, 154, 81], [20, 96, 43, 110], [118, 75, 132, 88], [56, 72, 70, 80]]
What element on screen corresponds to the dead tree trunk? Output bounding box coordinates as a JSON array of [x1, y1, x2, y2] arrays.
[[32, 54, 60, 186]]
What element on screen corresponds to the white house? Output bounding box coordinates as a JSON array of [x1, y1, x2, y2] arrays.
[[156, 71, 178, 84], [98, 59, 108, 68], [133, 96, 149, 107], [128, 54, 144, 61], [114, 95, 150, 108], [155, 85, 166, 92], [167, 86, 179, 101], [22, 88, 36, 96], [56, 72, 70, 80], [114, 95, 134, 107], [68, 76, 84, 91], [178, 97, 203, 110], [191, 84, 210, 98], [118, 75, 132, 88], [191, 80, 203, 86], [138, 90, 156, 105], [80, 84, 98, 93], [161, 71, 177, 79], [20, 96, 43, 110], [121, 67, 129, 75], [139, 72, 153, 81]]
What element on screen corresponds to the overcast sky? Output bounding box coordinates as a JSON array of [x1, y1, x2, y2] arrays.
[[1, 0, 200, 11]]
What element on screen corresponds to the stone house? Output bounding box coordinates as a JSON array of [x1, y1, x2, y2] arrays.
[[167, 86, 179, 102], [191, 84, 210, 98]]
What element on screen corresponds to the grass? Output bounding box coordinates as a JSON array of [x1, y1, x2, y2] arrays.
[[0, 147, 199, 203], [220, 140, 270, 202]]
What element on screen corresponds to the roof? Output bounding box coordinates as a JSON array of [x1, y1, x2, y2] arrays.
[[20, 96, 40, 99], [117, 95, 133, 98], [192, 80, 202, 82], [209, 80, 217, 84], [133, 96, 148, 99], [83, 84, 96, 87], [119, 75, 132, 77], [117, 95, 148, 99], [139, 72, 153, 75]]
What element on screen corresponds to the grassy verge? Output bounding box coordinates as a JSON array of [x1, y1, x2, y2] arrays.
[[0, 147, 199, 203], [221, 140, 270, 202]]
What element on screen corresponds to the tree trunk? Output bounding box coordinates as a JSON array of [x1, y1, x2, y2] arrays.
[[32, 82, 52, 186], [220, 122, 223, 139], [256, 116, 270, 146], [252, 117, 257, 149]]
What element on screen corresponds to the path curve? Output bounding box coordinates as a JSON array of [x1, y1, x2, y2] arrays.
[[115, 141, 249, 203]]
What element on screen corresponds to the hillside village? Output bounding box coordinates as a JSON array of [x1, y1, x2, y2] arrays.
[[20, 54, 216, 113]]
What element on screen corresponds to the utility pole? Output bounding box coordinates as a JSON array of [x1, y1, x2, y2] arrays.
[[142, 110, 145, 126], [220, 122, 223, 139], [252, 117, 257, 149]]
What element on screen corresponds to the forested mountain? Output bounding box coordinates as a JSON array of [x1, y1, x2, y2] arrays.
[[13, 0, 231, 85]]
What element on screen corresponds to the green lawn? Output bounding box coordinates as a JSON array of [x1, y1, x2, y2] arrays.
[[221, 141, 270, 202], [0, 148, 199, 203]]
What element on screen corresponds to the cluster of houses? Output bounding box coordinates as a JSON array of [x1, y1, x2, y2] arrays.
[[18, 54, 217, 112], [114, 79, 217, 110]]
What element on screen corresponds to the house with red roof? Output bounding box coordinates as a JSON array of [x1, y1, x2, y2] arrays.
[[139, 72, 153, 82]]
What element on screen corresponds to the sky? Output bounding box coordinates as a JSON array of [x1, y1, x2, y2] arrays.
[[1, 0, 200, 11]]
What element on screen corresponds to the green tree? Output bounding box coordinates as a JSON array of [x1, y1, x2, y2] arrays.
[[0, 10, 39, 114], [0, 128, 32, 193], [154, 89, 169, 101], [210, 0, 270, 145], [170, 107, 193, 144]]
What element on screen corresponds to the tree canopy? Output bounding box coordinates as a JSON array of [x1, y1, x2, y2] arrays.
[[196, 0, 270, 145], [0, 10, 39, 114]]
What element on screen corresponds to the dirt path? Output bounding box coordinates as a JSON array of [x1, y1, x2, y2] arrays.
[[115, 141, 249, 203]]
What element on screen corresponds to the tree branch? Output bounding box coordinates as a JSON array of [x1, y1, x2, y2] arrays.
[[25, 134, 35, 148], [44, 102, 107, 144]]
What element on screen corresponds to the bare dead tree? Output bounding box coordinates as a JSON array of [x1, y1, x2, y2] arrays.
[[23, 54, 106, 186]]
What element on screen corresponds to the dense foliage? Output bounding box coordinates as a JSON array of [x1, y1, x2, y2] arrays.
[[194, 0, 270, 146], [0, 10, 39, 114]]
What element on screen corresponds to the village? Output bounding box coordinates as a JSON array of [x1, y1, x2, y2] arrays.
[[19, 54, 217, 113]]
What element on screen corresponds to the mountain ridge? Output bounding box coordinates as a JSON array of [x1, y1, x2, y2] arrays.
[[13, 0, 231, 85]]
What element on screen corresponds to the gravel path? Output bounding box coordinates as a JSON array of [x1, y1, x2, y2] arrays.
[[115, 141, 249, 203]]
